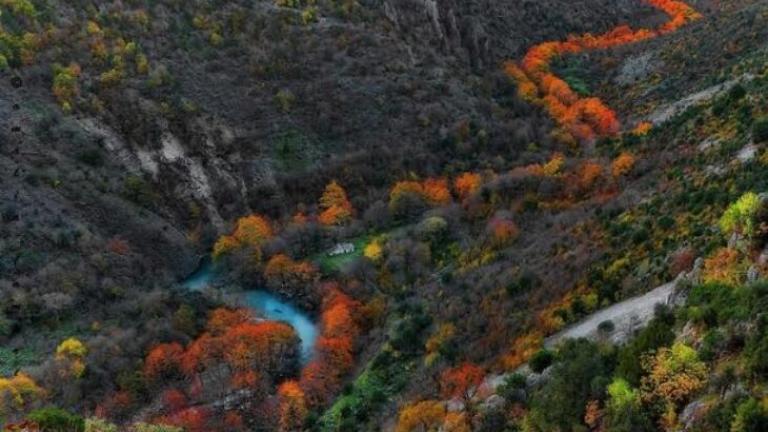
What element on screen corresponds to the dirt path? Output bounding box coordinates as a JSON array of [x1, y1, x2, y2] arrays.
[[543, 280, 676, 347], [474, 278, 684, 399], [646, 74, 756, 125]]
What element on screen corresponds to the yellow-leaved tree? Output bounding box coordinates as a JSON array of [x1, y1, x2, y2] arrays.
[[56, 337, 88, 378], [0, 372, 44, 416], [212, 215, 273, 261]]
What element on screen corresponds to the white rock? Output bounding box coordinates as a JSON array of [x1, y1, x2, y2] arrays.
[[737, 144, 757, 163]]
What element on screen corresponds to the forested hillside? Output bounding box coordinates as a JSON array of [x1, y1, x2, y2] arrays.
[[2, 0, 768, 431]]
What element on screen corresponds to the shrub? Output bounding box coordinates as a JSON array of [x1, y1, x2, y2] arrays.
[[506, 271, 539, 297], [28, 407, 85, 432], [497, 373, 527, 402], [598, 320, 615, 334], [301, 6, 318, 24], [123, 175, 156, 207], [275, 89, 296, 113], [529, 349, 554, 373], [753, 118, 768, 143], [85, 417, 118, 432]]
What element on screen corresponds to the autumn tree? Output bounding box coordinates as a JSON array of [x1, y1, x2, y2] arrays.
[[576, 161, 603, 191], [144, 342, 184, 381], [395, 400, 446, 432], [277, 381, 307, 432], [300, 287, 360, 407], [223, 411, 245, 431], [611, 152, 636, 178], [440, 363, 485, 405], [363, 239, 384, 262], [702, 247, 746, 285], [422, 178, 451, 206], [389, 181, 428, 220], [157, 407, 209, 432], [487, 216, 519, 247], [454, 172, 482, 200], [640, 342, 707, 430], [318, 181, 354, 226], [527, 153, 565, 177], [502, 332, 543, 370], [264, 254, 318, 293], [175, 307, 299, 386], [389, 179, 452, 220], [55, 337, 88, 378], [207, 308, 251, 335], [633, 121, 653, 136], [212, 214, 273, 261], [0, 372, 44, 417], [219, 322, 298, 373], [162, 389, 188, 412]]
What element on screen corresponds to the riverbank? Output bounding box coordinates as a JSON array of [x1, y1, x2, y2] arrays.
[[181, 258, 319, 363]]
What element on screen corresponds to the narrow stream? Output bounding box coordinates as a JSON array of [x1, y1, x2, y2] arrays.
[[182, 259, 319, 363]]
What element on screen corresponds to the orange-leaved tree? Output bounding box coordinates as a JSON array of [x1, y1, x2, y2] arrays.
[[144, 342, 184, 381], [277, 380, 307, 432], [395, 400, 446, 432], [212, 214, 273, 261], [264, 254, 318, 292], [299, 285, 360, 407], [318, 181, 354, 226], [440, 362, 485, 404], [454, 172, 482, 200], [611, 152, 636, 178]]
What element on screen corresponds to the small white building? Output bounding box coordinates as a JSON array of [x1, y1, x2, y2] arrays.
[[328, 242, 355, 257]]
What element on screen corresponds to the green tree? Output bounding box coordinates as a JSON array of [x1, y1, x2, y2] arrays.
[[720, 192, 761, 238], [731, 398, 768, 432], [529, 349, 554, 373], [527, 339, 613, 431], [605, 378, 654, 432]]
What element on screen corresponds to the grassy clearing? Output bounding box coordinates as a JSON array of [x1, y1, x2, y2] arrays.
[[312, 235, 372, 274]]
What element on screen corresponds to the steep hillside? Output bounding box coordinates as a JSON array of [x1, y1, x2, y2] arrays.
[[2, 0, 768, 431]]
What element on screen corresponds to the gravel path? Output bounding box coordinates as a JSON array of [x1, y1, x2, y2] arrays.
[[544, 281, 676, 348], [647, 74, 755, 125], [476, 279, 682, 398]]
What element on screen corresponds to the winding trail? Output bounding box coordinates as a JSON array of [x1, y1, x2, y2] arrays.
[[505, 0, 702, 141]]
